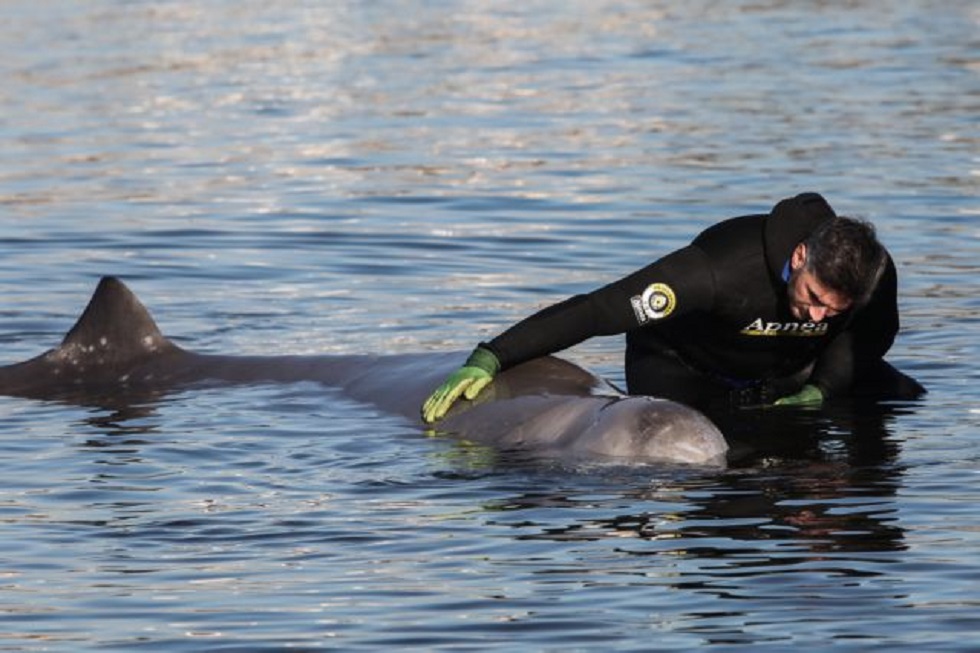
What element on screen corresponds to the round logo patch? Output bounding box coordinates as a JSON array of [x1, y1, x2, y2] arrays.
[[641, 283, 676, 320]]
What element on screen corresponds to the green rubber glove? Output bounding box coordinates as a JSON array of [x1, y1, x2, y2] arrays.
[[422, 347, 500, 423], [772, 384, 824, 407]]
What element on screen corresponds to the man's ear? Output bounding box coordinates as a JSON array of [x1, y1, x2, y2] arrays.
[[791, 243, 807, 271]]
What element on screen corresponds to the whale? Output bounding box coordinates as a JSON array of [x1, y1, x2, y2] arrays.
[[0, 277, 728, 465]]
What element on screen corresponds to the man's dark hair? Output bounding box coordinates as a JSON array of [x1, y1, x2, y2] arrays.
[[804, 216, 886, 303]]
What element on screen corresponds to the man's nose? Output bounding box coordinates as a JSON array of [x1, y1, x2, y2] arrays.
[[808, 305, 828, 322]]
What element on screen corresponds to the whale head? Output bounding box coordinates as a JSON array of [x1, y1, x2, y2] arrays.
[[570, 395, 728, 465]]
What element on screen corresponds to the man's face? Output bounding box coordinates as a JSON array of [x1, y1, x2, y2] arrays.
[[786, 244, 852, 322]]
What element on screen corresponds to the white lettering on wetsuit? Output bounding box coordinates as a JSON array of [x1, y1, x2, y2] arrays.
[[740, 317, 829, 337]]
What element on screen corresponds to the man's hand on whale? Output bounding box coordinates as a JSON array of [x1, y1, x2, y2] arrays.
[[422, 346, 499, 423]]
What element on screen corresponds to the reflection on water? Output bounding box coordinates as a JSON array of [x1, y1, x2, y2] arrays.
[[1, 0, 978, 650], [477, 407, 915, 645], [492, 405, 908, 552]]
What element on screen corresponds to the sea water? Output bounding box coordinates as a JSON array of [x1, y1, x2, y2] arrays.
[[0, 1, 978, 650]]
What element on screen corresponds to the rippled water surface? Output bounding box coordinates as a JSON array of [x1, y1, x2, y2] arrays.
[[1, 1, 978, 650]]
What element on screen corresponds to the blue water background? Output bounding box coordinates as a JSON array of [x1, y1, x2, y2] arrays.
[[1, 1, 978, 650]]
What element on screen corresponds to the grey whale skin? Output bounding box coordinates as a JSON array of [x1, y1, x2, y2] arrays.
[[0, 277, 728, 465]]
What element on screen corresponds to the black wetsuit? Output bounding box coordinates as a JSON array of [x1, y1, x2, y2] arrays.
[[481, 193, 923, 410]]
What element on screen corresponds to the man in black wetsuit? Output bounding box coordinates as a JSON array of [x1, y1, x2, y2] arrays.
[[422, 192, 924, 422]]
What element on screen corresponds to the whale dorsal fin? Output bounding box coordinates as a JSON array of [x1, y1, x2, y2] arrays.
[[57, 276, 177, 365]]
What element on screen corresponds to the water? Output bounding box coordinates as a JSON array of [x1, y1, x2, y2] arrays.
[[1, 0, 978, 649]]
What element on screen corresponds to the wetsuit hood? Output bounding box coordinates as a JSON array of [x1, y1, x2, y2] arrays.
[[763, 192, 837, 283]]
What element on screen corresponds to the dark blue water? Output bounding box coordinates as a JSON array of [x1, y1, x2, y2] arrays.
[[1, 1, 978, 650]]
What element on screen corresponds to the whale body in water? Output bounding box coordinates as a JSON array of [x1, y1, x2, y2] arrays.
[[0, 277, 728, 465]]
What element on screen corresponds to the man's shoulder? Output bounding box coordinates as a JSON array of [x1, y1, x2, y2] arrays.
[[692, 213, 767, 255]]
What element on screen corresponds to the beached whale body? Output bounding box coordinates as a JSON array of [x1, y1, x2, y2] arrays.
[[0, 277, 728, 465]]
